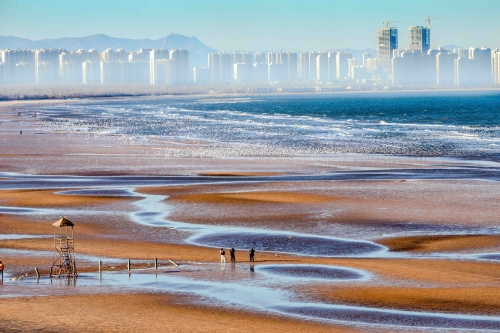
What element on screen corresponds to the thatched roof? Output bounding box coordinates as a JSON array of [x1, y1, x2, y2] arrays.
[[53, 217, 74, 227]]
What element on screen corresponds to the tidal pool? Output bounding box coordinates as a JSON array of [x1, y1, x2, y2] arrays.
[[257, 264, 365, 281], [190, 232, 385, 257]]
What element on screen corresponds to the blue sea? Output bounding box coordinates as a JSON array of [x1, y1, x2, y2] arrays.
[[39, 91, 500, 158]]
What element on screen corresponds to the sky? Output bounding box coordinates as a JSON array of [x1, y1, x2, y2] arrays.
[[0, 0, 499, 51]]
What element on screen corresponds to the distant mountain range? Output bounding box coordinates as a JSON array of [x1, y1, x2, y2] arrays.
[[0, 33, 217, 67], [0, 33, 389, 67]]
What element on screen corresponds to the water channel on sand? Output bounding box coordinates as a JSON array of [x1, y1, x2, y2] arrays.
[[1, 169, 499, 330]]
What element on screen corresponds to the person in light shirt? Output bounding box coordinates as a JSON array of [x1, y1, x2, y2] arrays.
[[220, 248, 226, 263]]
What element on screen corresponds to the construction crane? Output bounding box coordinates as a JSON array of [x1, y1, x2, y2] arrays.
[[382, 20, 400, 28], [425, 16, 441, 28]]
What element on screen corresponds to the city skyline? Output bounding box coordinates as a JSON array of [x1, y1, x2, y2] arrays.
[[1, 0, 499, 51]]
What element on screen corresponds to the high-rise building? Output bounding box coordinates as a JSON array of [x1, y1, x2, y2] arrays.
[[268, 62, 287, 81], [129, 49, 152, 62], [253, 62, 268, 81], [170, 49, 190, 85], [82, 61, 100, 84], [268, 52, 277, 64], [208, 53, 221, 82], [255, 52, 266, 64], [454, 48, 469, 59], [392, 50, 423, 85], [119, 60, 134, 83], [0, 63, 4, 84], [231, 52, 242, 64], [420, 49, 440, 85], [298, 52, 309, 80], [436, 51, 457, 86], [316, 53, 328, 82], [327, 51, 337, 81], [347, 58, 358, 78], [193, 66, 211, 84], [15, 61, 35, 83], [336, 52, 350, 80], [363, 53, 377, 75], [149, 49, 170, 84], [408, 26, 431, 53], [241, 52, 253, 65], [308, 52, 318, 80], [493, 49, 500, 86], [351, 66, 368, 80], [130, 61, 150, 83], [454, 47, 492, 86], [362, 52, 372, 67], [234, 63, 252, 82], [100, 61, 121, 83], [281, 51, 298, 81], [35, 48, 64, 83], [1, 49, 35, 83], [469, 47, 492, 84], [376, 25, 398, 75], [220, 52, 233, 81], [60, 49, 90, 82], [101, 48, 129, 62]]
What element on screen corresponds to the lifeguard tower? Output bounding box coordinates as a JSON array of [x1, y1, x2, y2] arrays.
[[50, 217, 77, 277]]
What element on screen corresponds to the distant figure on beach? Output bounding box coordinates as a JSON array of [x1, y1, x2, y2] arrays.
[[0, 261, 4, 280], [230, 248, 236, 263], [20, 130, 22, 135], [220, 248, 226, 263], [249, 247, 255, 262]]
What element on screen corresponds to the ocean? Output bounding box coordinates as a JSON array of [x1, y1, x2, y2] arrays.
[[38, 90, 500, 158]]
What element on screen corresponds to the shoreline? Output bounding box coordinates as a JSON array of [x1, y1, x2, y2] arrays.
[[1, 86, 499, 104]]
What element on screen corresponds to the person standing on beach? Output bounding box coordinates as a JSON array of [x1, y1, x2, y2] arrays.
[[230, 248, 236, 263], [0, 261, 4, 281], [249, 247, 255, 262], [220, 248, 226, 263]]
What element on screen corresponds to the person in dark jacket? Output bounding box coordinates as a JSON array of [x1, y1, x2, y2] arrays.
[[230, 248, 236, 263], [249, 247, 255, 262]]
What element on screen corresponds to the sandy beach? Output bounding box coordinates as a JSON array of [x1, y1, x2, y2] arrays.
[[1, 96, 499, 332]]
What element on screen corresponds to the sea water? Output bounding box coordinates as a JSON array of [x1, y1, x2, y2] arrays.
[[37, 91, 500, 159]]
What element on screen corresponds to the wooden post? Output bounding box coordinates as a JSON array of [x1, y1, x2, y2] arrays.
[[98, 260, 102, 273], [49, 267, 53, 277], [127, 260, 131, 271], [35, 267, 40, 278], [154, 257, 158, 269], [169, 259, 179, 268]]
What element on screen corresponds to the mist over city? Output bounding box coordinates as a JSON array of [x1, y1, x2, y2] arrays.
[[1, 0, 500, 100]]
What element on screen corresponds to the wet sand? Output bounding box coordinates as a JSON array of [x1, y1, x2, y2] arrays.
[[1, 97, 500, 331], [0, 293, 361, 333], [0, 189, 138, 208], [378, 234, 500, 253], [300, 285, 500, 316]]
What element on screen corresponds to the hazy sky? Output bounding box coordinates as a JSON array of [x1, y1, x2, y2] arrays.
[[1, 0, 499, 51]]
